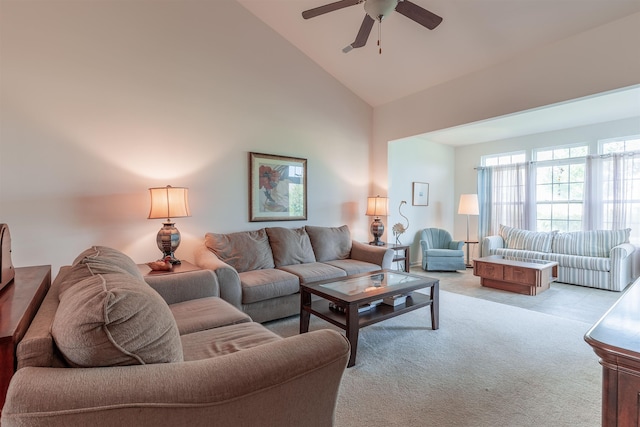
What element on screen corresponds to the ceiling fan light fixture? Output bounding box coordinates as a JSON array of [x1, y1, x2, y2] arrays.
[[364, 0, 399, 21]]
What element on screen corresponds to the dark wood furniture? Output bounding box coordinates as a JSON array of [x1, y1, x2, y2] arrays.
[[585, 279, 640, 427], [137, 260, 200, 277], [385, 243, 411, 272], [0, 265, 51, 412], [300, 270, 439, 367], [463, 240, 479, 268], [473, 255, 558, 296]]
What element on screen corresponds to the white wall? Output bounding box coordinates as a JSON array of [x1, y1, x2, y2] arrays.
[[374, 12, 640, 239], [0, 0, 373, 275], [388, 138, 455, 265]]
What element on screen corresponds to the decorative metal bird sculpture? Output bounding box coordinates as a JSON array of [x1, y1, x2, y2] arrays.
[[392, 200, 409, 244]]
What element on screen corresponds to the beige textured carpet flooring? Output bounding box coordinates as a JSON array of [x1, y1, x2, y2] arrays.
[[264, 290, 600, 427]]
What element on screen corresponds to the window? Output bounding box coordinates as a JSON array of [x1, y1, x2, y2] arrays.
[[479, 138, 639, 244], [600, 136, 640, 154], [482, 151, 525, 167], [534, 144, 588, 232]]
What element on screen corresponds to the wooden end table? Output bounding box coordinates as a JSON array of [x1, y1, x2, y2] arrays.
[[137, 260, 200, 276], [0, 265, 51, 412], [300, 270, 439, 367]]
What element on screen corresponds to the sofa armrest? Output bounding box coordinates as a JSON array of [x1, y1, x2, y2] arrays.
[[194, 243, 242, 308], [350, 241, 394, 269], [449, 240, 464, 250], [2, 330, 350, 427], [144, 269, 220, 305], [481, 235, 504, 257], [610, 243, 636, 291]]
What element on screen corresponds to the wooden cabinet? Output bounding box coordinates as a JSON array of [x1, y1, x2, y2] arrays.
[[475, 261, 503, 280], [473, 255, 557, 296], [503, 265, 538, 285], [0, 265, 51, 412], [585, 279, 640, 427]]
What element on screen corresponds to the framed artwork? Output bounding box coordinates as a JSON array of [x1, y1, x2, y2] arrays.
[[412, 182, 429, 206], [249, 152, 307, 222]]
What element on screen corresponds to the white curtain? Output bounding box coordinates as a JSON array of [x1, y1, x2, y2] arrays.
[[477, 163, 535, 241], [584, 152, 640, 243]]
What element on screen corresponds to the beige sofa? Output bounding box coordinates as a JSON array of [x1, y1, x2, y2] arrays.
[[481, 225, 635, 291], [195, 225, 395, 323], [1, 246, 350, 427]]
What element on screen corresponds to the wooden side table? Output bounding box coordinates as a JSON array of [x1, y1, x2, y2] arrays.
[[464, 241, 479, 268], [137, 260, 200, 277], [0, 265, 51, 412]]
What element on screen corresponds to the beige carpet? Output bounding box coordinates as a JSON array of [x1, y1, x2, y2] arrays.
[[264, 290, 600, 427]]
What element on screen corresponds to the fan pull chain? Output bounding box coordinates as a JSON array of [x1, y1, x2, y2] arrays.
[[378, 20, 382, 54]]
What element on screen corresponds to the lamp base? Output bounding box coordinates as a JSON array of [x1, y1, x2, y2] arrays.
[[369, 218, 385, 246], [157, 222, 182, 264]]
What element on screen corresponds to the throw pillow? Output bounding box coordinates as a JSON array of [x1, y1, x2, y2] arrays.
[[506, 228, 556, 253], [306, 225, 352, 262], [52, 273, 183, 367], [72, 245, 144, 280], [57, 260, 135, 297], [552, 228, 631, 257], [205, 229, 275, 273], [266, 227, 316, 267], [498, 224, 514, 242]]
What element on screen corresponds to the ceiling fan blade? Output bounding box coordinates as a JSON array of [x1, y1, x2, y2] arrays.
[[347, 14, 375, 51], [395, 0, 443, 30], [302, 0, 362, 20]]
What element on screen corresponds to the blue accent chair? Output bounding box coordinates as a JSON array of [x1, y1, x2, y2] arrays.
[[420, 228, 466, 271]]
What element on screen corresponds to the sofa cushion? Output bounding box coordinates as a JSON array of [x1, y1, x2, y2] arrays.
[[426, 249, 465, 257], [181, 322, 282, 361], [170, 297, 251, 335], [239, 269, 300, 304], [501, 225, 555, 253], [552, 229, 631, 257], [266, 227, 316, 267], [543, 252, 611, 272], [306, 225, 352, 262], [493, 248, 547, 260], [324, 259, 381, 276], [205, 229, 275, 273], [52, 273, 183, 367], [278, 262, 347, 284]]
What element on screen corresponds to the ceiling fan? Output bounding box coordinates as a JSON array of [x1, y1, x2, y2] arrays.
[[302, 0, 443, 53]]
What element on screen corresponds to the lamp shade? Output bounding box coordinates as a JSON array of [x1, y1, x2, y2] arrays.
[[365, 196, 389, 217], [458, 194, 479, 215], [148, 186, 191, 220]]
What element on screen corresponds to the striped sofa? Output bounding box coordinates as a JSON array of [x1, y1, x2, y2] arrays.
[[481, 225, 635, 291]]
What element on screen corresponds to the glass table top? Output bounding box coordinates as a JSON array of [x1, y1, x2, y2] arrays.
[[318, 272, 422, 297]]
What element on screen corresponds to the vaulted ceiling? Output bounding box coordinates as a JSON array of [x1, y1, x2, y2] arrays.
[[237, 0, 640, 143], [237, 0, 640, 107]]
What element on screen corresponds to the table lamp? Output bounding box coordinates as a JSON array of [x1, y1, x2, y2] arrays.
[[148, 185, 191, 264], [366, 196, 389, 246], [458, 193, 479, 267]]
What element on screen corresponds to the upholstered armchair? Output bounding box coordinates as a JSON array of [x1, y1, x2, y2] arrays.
[[420, 228, 466, 271]]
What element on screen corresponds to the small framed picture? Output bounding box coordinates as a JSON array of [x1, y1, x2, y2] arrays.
[[412, 182, 429, 206], [249, 152, 307, 221]]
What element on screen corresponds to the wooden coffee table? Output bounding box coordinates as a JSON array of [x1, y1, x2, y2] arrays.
[[473, 255, 558, 296], [300, 270, 439, 367]]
